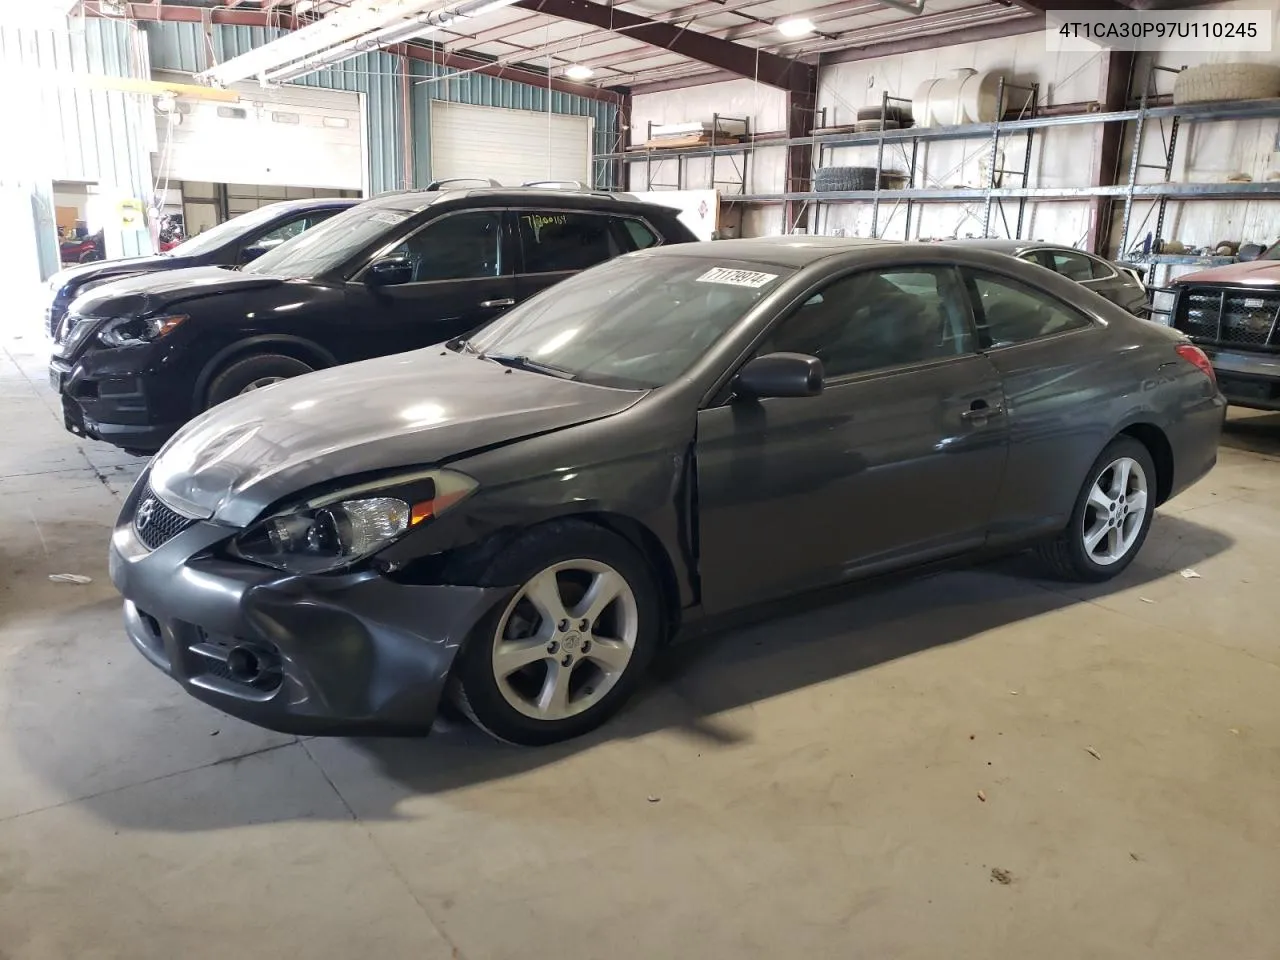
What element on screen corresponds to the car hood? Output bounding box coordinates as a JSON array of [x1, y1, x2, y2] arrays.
[[51, 255, 178, 292], [1176, 259, 1280, 286], [70, 266, 283, 318], [148, 348, 644, 528]]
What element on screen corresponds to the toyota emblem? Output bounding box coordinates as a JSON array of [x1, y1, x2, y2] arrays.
[[136, 498, 156, 531]]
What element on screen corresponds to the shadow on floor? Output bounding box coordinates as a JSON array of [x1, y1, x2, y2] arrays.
[[335, 512, 1234, 809], [34, 513, 1231, 829], [1221, 411, 1280, 458]]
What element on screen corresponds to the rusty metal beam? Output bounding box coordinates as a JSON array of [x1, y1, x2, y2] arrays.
[[784, 70, 817, 233], [513, 0, 815, 92], [1088, 48, 1136, 255]]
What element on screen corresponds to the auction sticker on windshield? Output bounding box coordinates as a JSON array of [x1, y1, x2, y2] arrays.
[[696, 267, 779, 288]]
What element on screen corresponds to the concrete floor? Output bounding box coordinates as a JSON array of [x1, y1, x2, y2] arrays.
[[2, 322, 1279, 960]]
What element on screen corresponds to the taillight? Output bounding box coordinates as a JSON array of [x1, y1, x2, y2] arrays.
[[1175, 343, 1217, 388]]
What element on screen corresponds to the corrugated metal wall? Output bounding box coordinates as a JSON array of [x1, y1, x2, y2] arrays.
[[145, 22, 618, 192], [1, 18, 156, 271]]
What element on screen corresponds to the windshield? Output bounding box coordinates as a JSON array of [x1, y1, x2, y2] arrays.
[[466, 256, 793, 389], [244, 204, 410, 278], [170, 205, 295, 257], [1262, 241, 1280, 261]]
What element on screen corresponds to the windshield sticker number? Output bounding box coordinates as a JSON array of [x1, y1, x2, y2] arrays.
[[370, 212, 407, 225], [696, 267, 778, 288]]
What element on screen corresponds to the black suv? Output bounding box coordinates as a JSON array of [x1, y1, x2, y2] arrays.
[[44, 198, 355, 338], [51, 188, 697, 453]]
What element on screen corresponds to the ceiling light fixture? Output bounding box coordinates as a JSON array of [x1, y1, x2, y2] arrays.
[[564, 64, 594, 80], [776, 17, 814, 38]]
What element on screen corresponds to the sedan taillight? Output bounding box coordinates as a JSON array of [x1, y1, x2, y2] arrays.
[[1175, 343, 1217, 388]]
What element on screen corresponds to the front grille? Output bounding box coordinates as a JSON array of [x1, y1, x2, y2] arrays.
[[1176, 287, 1280, 351], [133, 488, 195, 550]]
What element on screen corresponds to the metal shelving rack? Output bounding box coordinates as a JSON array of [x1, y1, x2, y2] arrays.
[[602, 96, 1280, 248], [634, 113, 751, 195]]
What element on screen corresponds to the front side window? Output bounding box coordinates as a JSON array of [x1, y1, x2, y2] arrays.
[[758, 267, 974, 378], [384, 210, 503, 283], [518, 210, 621, 273], [964, 270, 1092, 348], [466, 256, 792, 389]]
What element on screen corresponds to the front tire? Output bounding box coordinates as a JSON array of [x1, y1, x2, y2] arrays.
[[452, 520, 662, 746], [1036, 437, 1156, 582], [204, 353, 315, 409]]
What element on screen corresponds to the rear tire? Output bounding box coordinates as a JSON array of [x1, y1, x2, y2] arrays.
[[204, 353, 314, 409], [451, 520, 662, 746], [1036, 437, 1156, 582]]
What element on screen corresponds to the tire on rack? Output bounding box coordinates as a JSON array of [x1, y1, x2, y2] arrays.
[[1172, 63, 1280, 104], [451, 519, 663, 746], [1035, 436, 1157, 582], [204, 353, 316, 409], [814, 165, 881, 192]]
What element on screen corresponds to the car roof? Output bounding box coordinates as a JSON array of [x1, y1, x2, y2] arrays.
[[364, 186, 681, 216], [941, 238, 1104, 259], [639, 235, 890, 267], [261, 197, 360, 214]]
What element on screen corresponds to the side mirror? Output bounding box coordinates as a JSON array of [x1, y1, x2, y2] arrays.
[[733, 352, 824, 400], [239, 244, 269, 264], [365, 256, 415, 287]]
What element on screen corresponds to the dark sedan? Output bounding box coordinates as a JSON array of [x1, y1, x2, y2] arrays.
[[947, 239, 1148, 315], [109, 238, 1224, 746], [53, 187, 694, 454], [43, 197, 355, 338]]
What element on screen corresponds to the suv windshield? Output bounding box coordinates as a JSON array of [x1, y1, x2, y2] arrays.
[[466, 256, 793, 389], [244, 204, 412, 278], [171, 205, 296, 257]]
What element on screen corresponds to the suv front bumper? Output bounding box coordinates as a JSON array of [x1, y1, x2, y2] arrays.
[[1203, 348, 1280, 411]]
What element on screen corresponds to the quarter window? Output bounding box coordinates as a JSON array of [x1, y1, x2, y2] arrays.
[[1043, 249, 1106, 282], [964, 270, 1091, 348], [385, 211, 502, 283], [518, 210, 621, 273], [618, 217, 659, 250], [758, 267, 974, 378]]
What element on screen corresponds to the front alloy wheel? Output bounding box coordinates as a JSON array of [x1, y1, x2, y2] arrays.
[[492, 560, 639, 721], [452, 520, 661, 745]]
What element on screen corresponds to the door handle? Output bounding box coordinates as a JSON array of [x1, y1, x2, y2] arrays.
[[961, 399, 1005, 421], [479, 298, 515, 308]]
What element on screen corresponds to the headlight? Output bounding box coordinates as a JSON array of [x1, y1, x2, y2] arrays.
[[1148, 289, 1177, 324], [55, 316, 101, 353], [98, 314, 187, 347], [230, 470, 477, 574]]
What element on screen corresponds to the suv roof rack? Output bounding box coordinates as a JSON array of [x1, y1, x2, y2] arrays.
[[426, 177, 503, 190], [521, 180, 587, 190]]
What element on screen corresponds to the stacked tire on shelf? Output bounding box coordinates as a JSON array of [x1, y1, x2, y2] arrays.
[[1172, 63, 1280, 104], [815, 106, 913, 193]]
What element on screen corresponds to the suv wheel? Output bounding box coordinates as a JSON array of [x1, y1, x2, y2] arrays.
[[205, 354, 315, 409]]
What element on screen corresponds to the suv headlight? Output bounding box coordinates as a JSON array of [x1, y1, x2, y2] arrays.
[[99, 314, 188, 347], [230, 469, 477, 574]]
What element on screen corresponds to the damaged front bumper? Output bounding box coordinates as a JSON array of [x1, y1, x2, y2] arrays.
[[108, 483, 512, 736]]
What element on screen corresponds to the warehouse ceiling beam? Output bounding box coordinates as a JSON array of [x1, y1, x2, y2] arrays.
[[513, 0, 816, 92], [81, 1, 622, 100]]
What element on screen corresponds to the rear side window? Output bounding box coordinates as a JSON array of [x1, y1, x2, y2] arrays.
[[963, 270, 1092, 348], [618, 217, 659, 250], [517, 210, 621, 273]]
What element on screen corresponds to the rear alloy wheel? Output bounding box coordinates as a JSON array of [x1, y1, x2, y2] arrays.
[[1036, 437, 1156, 582], [453, 521, 661, 745]]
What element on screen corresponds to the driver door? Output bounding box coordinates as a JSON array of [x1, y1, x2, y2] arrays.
[[350, 208, 519, 354], [694, 265, 1010, 615]]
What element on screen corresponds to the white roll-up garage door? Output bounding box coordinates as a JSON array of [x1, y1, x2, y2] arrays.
[[154, 74, 365, 191], [430, 101, 591, 187]]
